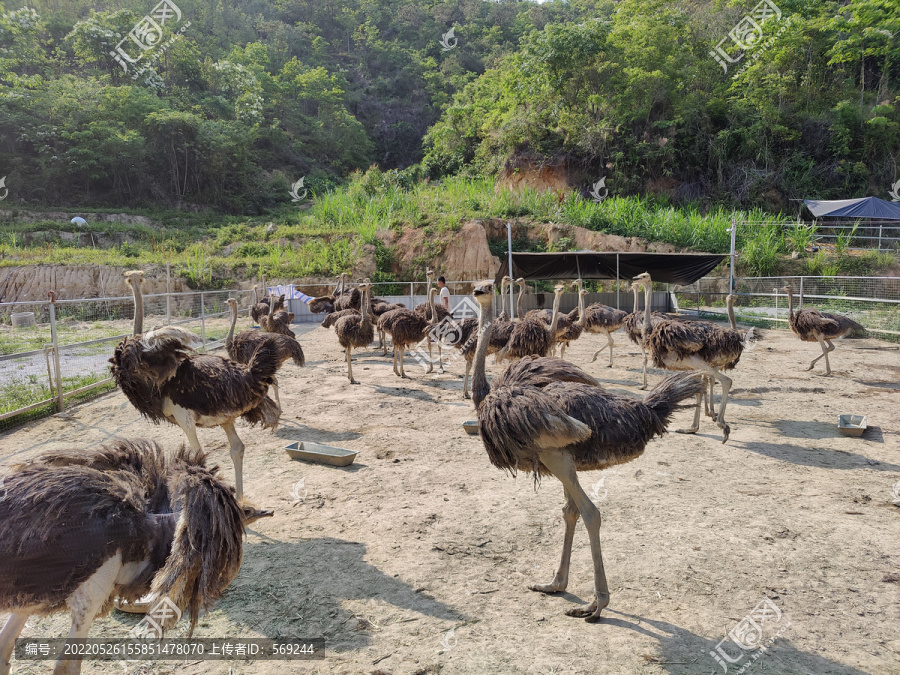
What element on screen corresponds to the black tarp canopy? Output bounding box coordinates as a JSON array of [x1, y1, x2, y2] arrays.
[[495, 251, 727, 285], [803, 197, 900, 220]]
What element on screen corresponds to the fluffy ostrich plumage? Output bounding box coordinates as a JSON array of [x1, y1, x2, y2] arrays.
[[582, 303, 628, 335], [476, 356, 706, 476], [334, 287, 362, 312], [646, 320, 748, 372], [415, 301, 451, 322], [226, 302, 305, 368], [388, 309, 431, 352], [263, 297, 296, 338], [787, 304, 864, 342], [0, 439, 272, 673], [322, 308, 359, 329], [110, 334, 280, 428], [498, 315, 554, 360], [249, 286, 270, 324]]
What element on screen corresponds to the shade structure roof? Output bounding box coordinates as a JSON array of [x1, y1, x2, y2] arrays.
[[495, 251, 727, 285], [803, 197, 900, 221]]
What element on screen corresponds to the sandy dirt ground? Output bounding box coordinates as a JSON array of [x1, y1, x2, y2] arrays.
[[1, 319, 899, 675]]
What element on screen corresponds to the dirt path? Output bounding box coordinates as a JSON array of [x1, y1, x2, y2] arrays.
[[1, 322, 899, 675]]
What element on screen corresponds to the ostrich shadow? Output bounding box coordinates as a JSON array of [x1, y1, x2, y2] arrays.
[[159, 537, 462, 652], [733, 438, 900, 472], [594, 609, 872, 675], [370, 385, 441, 403], [768, 420, 890, 445], [272, 419, 363, 444]]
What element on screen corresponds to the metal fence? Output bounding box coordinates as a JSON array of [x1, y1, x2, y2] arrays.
[[673, 275, 900, 341], [781, 220, 900, 253]]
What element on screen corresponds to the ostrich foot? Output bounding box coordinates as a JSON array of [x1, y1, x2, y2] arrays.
[[675, 427, 698, 435], [565, 593, 610, 622], [350, 380, 360, 385], [639, 384, 648, 391], [463, 391, 471, 400], [718, 422, 731, 443], [529, 581, 565, 594]]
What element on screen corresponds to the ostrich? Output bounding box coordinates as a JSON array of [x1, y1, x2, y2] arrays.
[[263, 294, 296, 338], [496, 284, 563, 362], [577, 284, 629, 368], [635, 272, 752, 442], [415, 269, 452, 322], [321, 308, 359, 329], [468, 280, 706, 621], [334, 281, 374, 384], [0, 439, 272, 675], [371, 299, 406, 353], [308, 273, 346, 314], [380, 287, 440, 378], [110, 272, 279, 499], [782, 286, 863, 375], [249, 285, 270, 324], [225, 298, 305, 412], [555, 281, 587, 359]]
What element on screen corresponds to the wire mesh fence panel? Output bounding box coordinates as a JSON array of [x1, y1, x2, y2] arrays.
[[674, 276, 900, 342]]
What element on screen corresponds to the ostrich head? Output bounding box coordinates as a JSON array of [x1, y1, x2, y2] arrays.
[[226, 298, 238, 309], [579, 289, 588, 298], [633, 272, 652, 287], [239, 500, 274, 524], [473, 280, 494, 306], [516, 277, 525, 288]]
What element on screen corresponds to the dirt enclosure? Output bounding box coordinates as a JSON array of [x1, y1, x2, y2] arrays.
[[1, 322, 899, 675]]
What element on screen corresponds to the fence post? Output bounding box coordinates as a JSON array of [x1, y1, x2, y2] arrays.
[[166, 262, 172, 325], [47, 291, 64, 412], [409, 281, 414, 313], [616, 253, 620, 310], [798, 276, 804, 309], [200, 292, 206, 347]]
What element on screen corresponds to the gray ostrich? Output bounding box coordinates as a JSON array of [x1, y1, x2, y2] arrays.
[[334, 280, 374, 384], [782, 286, 863, 375], [0, 439, 272, 675], [468, 280, 706, 622], [110, 272, 278, 499], [635, 272, 754, 442], [225, 298, 305, 412], [495, 283, 564, 362]]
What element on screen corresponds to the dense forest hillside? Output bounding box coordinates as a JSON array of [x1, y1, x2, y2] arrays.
[[0, 0, 898, 212]]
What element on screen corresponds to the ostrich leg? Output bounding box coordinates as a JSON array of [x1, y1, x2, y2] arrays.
[[222, 420, 246, 499], [590, 333, 614, 365], [346, 347, 358, 384], [56, 555, 122, 675], [0, 613, 29, 675], [640, 350, 649, 390], [463, 360, 472, 399], [712, 370, 732, 443], [529, 488, 579, 594], [807, 336, 835, 374], [271, 376, 282, 413], [171, 405, 202, 451], [538, 451, 610, 622], [392, 345, 401, 377], [675, 392, 704, 435]]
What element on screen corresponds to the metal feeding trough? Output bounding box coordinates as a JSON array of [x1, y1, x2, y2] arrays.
[[462, 420, 479, 436], [114, 596, 151, 614], [838, 415, 867, 437], [284, 441, 357, 466]]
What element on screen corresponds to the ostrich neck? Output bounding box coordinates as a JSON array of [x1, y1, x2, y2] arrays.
[[472, 302, 493, 406], [577, 286, 586, 326], [548, 290, 562, 338], [632, 285, 640, 314], [727, 297, 737, 330], [131, 280, 144, 336], [785, 288, 795, 320], [252, 286, 259, 304], [336, 273, 345, 297], [516, 284, 524, 320], [361, 287, 372, 327], [226, 303, 237, 346], [642, 283, 652, 338]]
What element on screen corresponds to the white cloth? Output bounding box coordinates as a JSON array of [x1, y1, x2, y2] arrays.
[[439, 286, 450, 308]]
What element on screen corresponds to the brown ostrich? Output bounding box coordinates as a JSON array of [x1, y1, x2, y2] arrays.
[[415, 269, 452, 322], [110, 273, 278, 499], [249, 285, 270, 324], [383, 287, 442, 378], [468, 280, 706, 622], [262, 294, 296, 338], [225, 298, 305, 412], [555, 281, 587, 358], [496, 284, 564, 362], [321, 308, 359, 329], [0, 439, 272, 675], [635, 272, 755, 442], [334, 281, 375, 384], [371, 299, 406, 353], [577, 284, 629, 367], [308, 273, 346, 314], [782, 286, 863, 375]]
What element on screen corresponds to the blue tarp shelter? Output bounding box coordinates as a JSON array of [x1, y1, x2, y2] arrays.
[[803, 197, 900, 221]]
